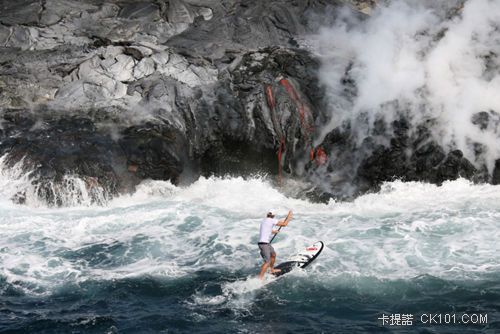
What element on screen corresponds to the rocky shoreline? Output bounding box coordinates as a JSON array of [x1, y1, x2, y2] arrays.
[[0, 0, 498, 205]]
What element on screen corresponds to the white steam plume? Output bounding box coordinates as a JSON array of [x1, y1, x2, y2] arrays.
[[314, 0, 500, 171]]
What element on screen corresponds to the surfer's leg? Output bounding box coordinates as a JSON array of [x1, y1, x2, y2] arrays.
[[269, 246, 281, 274], [259, 262, 270, 279], [258, 244, 272, 279]]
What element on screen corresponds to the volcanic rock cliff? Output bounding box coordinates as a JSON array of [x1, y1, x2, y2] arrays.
[[0, 0, 496, 205]]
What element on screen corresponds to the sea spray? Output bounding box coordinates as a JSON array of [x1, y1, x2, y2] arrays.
[[0, 176, 498, 332]]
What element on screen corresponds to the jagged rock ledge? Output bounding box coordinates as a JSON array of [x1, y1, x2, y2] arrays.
[[0, 0, 498, 206]]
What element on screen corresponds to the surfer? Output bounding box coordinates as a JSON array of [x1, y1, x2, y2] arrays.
[[258, 210, 293, 279]]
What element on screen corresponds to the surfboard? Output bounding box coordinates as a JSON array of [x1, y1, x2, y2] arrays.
[[272, 241, 324, 277]]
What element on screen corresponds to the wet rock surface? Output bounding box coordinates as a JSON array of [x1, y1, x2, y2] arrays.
[[0, 0, 495, 205]]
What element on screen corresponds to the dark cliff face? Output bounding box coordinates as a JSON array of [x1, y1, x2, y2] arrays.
[[0, 0, 496, 205]]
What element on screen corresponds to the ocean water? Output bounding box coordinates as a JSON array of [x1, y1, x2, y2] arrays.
[[0, 175, 499, 333]]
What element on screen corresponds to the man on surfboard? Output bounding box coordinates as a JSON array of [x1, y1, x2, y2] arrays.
[[258, 210, 293, 279]]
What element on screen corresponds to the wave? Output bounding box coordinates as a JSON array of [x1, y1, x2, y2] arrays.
[[0, 176, 499, 299], [0, 155, 111, 208]]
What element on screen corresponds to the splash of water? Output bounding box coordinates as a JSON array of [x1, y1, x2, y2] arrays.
[[0, 154, 111, 207], [1, 175, 499, 300]]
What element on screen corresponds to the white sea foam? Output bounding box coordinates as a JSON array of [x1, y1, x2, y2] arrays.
[[1, 176, 499, 302], [0, 154, 110, 207], [189, 276, 268, 315]]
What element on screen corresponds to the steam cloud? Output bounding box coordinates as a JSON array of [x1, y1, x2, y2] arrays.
[[314, 0, 500, 172]]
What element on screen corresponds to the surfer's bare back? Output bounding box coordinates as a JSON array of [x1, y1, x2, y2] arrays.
[[257, 210, 293, 280]]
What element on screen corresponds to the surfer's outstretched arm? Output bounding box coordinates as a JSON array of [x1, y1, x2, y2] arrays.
[[276, 210, 293, 227]]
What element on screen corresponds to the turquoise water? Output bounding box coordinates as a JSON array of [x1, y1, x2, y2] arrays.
[[0, 176, 499, 333]]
